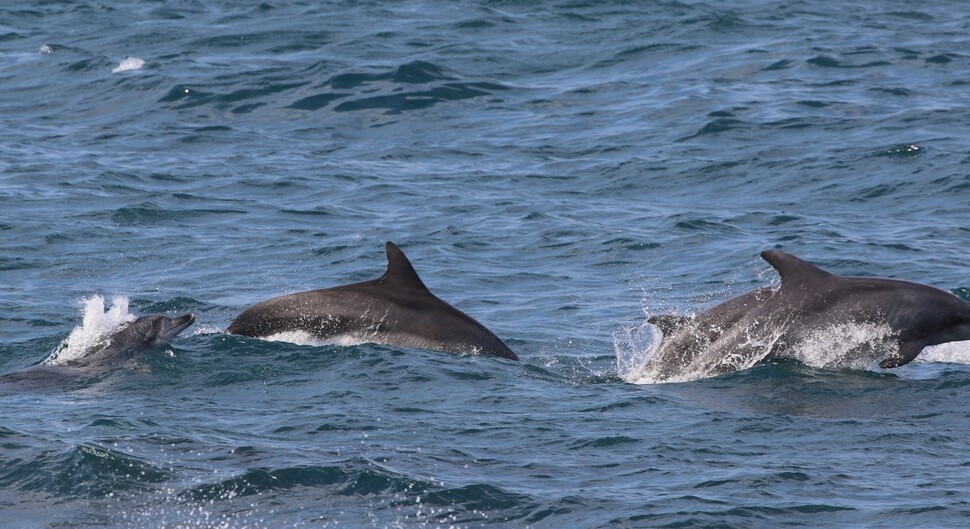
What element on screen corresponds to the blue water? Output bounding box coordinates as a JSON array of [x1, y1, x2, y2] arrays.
[[2, 1, 970, 527]]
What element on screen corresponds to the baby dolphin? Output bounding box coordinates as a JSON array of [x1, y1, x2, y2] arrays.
[[2, 312, 195, 386], [642, 251, 970, 381], [227, 242, 518, 360], [60, 313, 197, 370]]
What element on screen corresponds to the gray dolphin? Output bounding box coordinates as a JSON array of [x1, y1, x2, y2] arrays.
[[641, 251, 970, 381], [227, 242, 518, 361], [60, 313, 197, 369], [2, 313, 195, 386]]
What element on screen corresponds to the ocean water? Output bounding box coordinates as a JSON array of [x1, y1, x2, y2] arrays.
[[2, 1, 970, 527]]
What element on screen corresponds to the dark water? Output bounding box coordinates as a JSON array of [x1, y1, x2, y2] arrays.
[[2, 1, 970, 527]]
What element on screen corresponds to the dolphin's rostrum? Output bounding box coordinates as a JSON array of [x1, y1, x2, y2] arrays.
[[227, 242, 518, 360], [641, 250, 970, 382]]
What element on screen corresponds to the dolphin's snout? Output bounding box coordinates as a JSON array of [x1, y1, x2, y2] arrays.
[[160, 313, 196, 340]]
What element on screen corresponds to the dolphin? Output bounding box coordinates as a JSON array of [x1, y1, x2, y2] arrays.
[[227, 242, 518, 360], [1, 313, 195, 386], [58, 313, 197, 369], [641, 251, 970, 381]]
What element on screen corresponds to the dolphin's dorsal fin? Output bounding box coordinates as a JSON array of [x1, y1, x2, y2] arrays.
[[761, 250, 832, 286], [380, 242, 430, 291]]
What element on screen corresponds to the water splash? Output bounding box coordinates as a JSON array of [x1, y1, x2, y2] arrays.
[[613, 315, 663, 384], [260, 331, 370, 348], [915, 340, 970, 365], [43, 296, 136, 366], [786, 323, 895, 371], [617, 308, 970, 385], [190, 324, 224, 337]]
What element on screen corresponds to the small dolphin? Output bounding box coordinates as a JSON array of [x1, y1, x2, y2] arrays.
[[59, 313, 197, 369], [2, 313, 195, 386], [642, 251, 970, 381], [227, 242, 518, 360]]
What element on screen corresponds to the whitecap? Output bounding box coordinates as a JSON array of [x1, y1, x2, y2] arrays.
[[112, 57, 145, 73]]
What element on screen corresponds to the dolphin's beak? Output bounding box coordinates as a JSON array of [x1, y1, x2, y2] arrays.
[[160, 313, 196, 341]]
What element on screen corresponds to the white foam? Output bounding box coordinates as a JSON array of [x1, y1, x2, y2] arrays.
[[190, 324, 223, 336], [786, 326, 970, 371], [39, 45, 53, 55], [112, 57, 145, 73], [915, 340, 970, 365], [258, 331, 371, 348], [44, 295, 136, 366]]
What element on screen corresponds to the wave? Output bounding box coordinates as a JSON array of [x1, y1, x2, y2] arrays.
[[174, 458, 545, 526], [0, 442, 171, 497], [180, 458, 430, 501], [157, 59, 508, 115]]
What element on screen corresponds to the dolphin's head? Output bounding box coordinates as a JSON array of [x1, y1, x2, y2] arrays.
[[145, 313, 196, 347], [117, 313, 196, 352]]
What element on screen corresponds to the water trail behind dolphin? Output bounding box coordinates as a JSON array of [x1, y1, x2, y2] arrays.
[[916, 341, 970, 365], [43, 295, 136, 366], [617, 314, 970, 384]]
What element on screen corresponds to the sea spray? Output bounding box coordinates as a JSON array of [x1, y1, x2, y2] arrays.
[[44, 296, 136, 366], [613, 316, 663, 384], [786, 323, 896, 371]]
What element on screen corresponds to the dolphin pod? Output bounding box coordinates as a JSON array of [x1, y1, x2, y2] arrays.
[[4, 244, 970, 383], [641, 250, 970, 381]]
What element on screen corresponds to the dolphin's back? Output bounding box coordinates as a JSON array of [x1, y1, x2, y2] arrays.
[[227, 243, 518, 360]]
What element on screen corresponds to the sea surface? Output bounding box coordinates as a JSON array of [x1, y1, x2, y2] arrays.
[[2, 1, 970, 527]]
